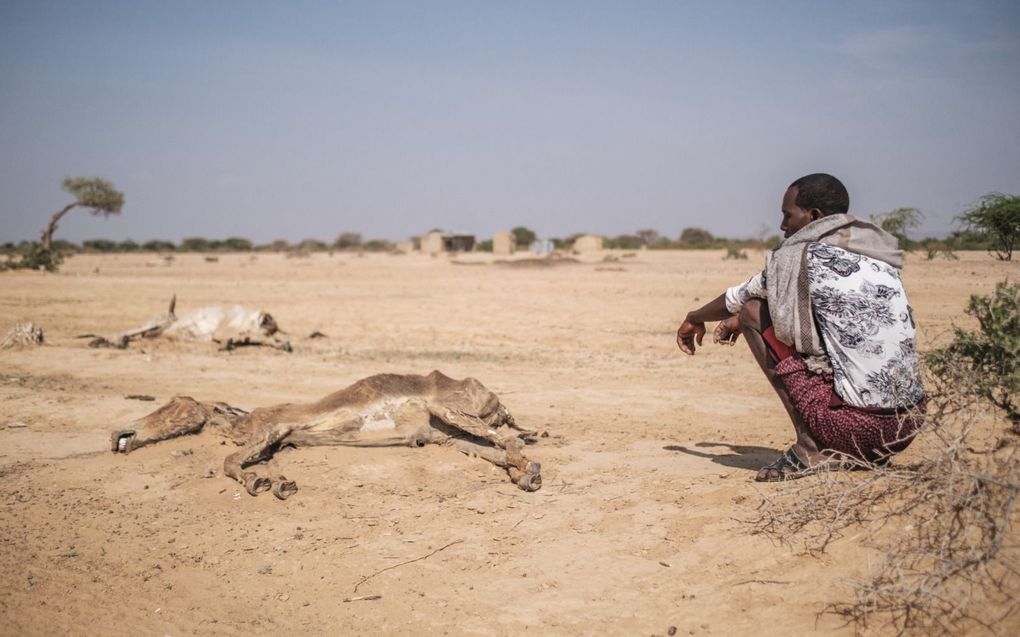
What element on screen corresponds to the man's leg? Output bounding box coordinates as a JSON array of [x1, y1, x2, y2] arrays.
[[737, 299, 828, 476]]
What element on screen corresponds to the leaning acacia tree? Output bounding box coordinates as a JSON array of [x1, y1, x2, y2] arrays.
[[958, 192, 1020, 261], [41, 177, 125, 251]]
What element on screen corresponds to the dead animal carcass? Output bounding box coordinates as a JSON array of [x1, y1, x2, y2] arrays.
[[110, 370, 542, 498], [86, 295, 290, 352], [1, 322, 44, 350]]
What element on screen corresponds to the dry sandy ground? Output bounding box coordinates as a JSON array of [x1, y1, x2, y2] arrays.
[[0, 250, 1015, 636]]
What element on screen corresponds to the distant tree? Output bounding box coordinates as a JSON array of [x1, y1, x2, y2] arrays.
[[334, 232, 363, 250], [295, 239, 328, 252], [261, 239, 290, 252], [118, 239, 140, 252], [610, 234, 644, 250], [872, 207, 923, 250], [51, 239, 81, 253], [678, 227, 714, 247], [551, 233, 583, 250], [41, 177, 124, 251], [222, 237, 253, 251], [649, 236, 674, 250], [82, 239, 118, 252], [180, 237, 212, 252], [635, 229, 659, 246], [362, 239, 393, 252], [476, 239, 493, 252], [958, 193, 1020, 261], [142, 240, 176, 252], [511, 226, 537, 248]]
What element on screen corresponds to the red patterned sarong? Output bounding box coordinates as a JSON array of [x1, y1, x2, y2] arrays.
[[762, 326, 925, 461]]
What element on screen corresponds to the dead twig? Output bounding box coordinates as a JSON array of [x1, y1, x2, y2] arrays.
[[352, 539, 464, 593]]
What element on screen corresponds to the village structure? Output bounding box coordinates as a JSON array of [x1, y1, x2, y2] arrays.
[[420, 230, 476, 255], [572, 234, 604, 252], [492, 231, 515, 256], [400, 230, 608, 256]]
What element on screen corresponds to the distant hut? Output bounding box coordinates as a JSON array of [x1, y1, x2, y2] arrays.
[[492, 231, 515, 256], [421, 231, 445, 255], [445, 234, 475, 252], [573, 234, 604, 252], [421, 231, 476, 255]]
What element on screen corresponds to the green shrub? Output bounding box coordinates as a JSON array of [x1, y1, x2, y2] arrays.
[[222, 237, 253, 251], [83, 238, 118, 252], [362, 239, 393, 252], [180, 237, 212, 252], [142, 240, 177, 252], [723, 245, 748, 260], [927, 280, 1020, 427], [0, 243, 63, 272]]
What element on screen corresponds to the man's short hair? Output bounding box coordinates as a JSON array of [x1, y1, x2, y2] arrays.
[[789, 173, 849, 217]]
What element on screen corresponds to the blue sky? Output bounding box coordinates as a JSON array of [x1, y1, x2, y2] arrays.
[[1, 1, 1018, 244]]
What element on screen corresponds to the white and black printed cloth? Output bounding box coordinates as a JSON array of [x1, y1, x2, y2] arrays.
[[724, 242, 924, 410]]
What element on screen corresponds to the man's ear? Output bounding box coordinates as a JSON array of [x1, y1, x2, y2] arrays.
[[809, 208, 822, 221]]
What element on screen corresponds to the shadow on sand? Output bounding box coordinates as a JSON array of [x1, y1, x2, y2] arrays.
[[664, 442, 781, 471]]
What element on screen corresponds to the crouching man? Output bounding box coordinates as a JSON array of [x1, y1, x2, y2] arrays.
[[677, 173, 926, 481]]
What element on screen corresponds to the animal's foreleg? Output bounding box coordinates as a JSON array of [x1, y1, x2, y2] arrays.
[[433, 406, 539, 478], [111, 397, 213, 454], [222, 423, 293, 497], [450, 438, 542, 492]]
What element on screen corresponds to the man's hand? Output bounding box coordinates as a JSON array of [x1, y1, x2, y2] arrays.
[[713, 315, 741, 346], [676, 319, 706, 355]]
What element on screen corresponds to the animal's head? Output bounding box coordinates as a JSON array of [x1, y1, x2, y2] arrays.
[[462, 377, 516, 428], [259, 312, 280, 336], [428, 371, 516, 428], [492, 402, 516, 428]]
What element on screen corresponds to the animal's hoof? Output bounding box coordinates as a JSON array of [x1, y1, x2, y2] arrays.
[[243, 473, 272, 496], [272, 477, 298, 500], [516, 472, 542, 492], [112, 431, 136, 453]]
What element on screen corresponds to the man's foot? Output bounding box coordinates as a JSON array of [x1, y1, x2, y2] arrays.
[[755, 448, 812, 482]]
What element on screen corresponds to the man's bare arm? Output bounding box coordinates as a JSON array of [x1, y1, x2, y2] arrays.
[[676, 293, 733, 355]]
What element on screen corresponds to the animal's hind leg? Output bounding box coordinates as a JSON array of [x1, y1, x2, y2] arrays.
[[111, 396, 214, 454], [449, 438, 542, 492], [223, 424, 293, 497]]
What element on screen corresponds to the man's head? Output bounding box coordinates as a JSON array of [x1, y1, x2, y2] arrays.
[[781, 173, 849, 238]]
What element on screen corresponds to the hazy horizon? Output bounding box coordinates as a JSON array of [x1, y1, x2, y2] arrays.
[[2, 1, 1019, 245]]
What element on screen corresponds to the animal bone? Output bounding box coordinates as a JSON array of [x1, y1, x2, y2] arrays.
[[110, 370, 542, 497], [87, 295, 290, 351]]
